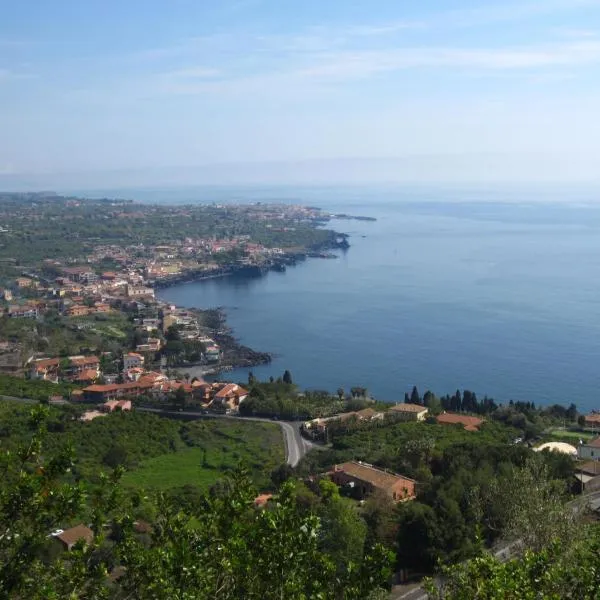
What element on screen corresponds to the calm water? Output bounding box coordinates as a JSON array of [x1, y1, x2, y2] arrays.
[[119, 186, 600, 411]]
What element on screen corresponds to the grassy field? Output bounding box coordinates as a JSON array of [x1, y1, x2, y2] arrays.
[[121, 419, 284, 491], [547, 428, 596, 441]]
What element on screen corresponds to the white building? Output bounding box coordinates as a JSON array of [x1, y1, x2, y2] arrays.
[[123, 352, 144, 371], [578, 437, 600, 461]]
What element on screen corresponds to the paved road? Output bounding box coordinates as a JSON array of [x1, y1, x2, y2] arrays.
[[389, 488, 600, 600], [138, 407, 313, 467]]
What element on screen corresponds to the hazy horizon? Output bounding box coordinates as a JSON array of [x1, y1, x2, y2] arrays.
[[3, 1, 600, 188]]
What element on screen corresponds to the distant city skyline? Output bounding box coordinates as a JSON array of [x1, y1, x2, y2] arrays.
[[2, 0, 600, 187]]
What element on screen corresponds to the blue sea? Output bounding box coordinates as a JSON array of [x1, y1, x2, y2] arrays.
[[78, 184, 600, 411]]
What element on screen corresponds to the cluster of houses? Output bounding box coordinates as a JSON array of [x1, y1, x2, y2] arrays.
[[302, 403, 483, 441], [77, 377, 248, 415]]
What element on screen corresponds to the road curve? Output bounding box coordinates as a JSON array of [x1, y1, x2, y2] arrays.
[[138, 407, 313, 467]]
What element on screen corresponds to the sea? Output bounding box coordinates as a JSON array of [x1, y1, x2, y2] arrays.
[[77, 184, 600, 412]]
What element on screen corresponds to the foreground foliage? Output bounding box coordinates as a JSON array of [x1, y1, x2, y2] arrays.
[[426, 528, 600, 599], [0, 406, 392, 599]]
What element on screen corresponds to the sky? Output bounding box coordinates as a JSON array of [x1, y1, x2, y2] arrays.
[[2, 0, 600, 188]]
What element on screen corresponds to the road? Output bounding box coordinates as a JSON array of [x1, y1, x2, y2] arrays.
[[138, 407, 313, 467], [0, 395, 314, 467], [389, 488, 600, 600]]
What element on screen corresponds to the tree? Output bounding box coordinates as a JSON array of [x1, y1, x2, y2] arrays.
[[1, 410, 392, 600], [173, 385, 187, 410], [410, 386, 421, 405], [248, 371, 256, 386], [578, 414, 586, 428], [337, 387, 345, 401], [426, 531, 600, 600], [282, 370, 293, 385], [566, 403, 578, 422]]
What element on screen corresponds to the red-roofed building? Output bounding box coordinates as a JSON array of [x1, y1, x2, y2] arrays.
[[30, 357, 60, 382], [102, 399, 132, 413], [436, 412, 483, 432], [331, 461, 416, 502]]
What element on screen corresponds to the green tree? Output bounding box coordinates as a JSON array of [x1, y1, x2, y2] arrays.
[[410, 386, 421, 405], [282, 370, 293, 385]]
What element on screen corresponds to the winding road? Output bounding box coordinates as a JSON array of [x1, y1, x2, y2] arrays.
[[138, 407, 314, 467]]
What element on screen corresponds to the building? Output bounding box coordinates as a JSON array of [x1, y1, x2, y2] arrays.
[[66, 304, 90, 317], [136, 337, 161, 353], [82, 381, 154, 402], [126, 285, 155, 299], [436, 412, 483, 432], [584, 413, 600, 430], [30, 357, 60, 381], [7, 305, 38, 318], [102, 399, 132, 412], [576, 460, 600, 492], [388, 403, 429, 421], [55, 524, 94, 551], [205, 345, 220, 362], [15, 277, 33, 288], [330, 461, 416, 502], [212, 383, 249, 412], [123, 352, 144, 371], [578, 437, 600, 461], [69, 355, 100, 377]]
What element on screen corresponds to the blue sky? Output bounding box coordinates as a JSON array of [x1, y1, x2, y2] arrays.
[[2, 0, 600, 187]]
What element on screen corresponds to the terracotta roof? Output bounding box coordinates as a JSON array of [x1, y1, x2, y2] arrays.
[[84, 384, 121, 393], [215, 383, 248, 399], [334, 461, 415, 491], [254, 493, 273, 507], [437, 412, 483, 431], [70, 355, 99, 366], [75, 369, 98, 381], [33, 358, 60, 369], [586, 437, 600, 449], [585, 414, 600, 424], [354, 407, 379, 419], [56, 524, 94, 548], [389, 403, 428, 413]]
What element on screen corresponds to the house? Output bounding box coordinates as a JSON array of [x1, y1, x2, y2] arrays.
[[578, 437, 600, 461], [82, 381, 155, 402], [80, 410, 106, 422], [55, 525, 94, 551], [15, 277, 33, 288], [136, 337, 161, 353], [102, 399, 132, 412], [69, 355, 100, 377], [302, 408, 383, 440], [123, 352, 144, 371], [93, 302, 111, 313], [212, 383, 249, 412], [436, 412, 483, 432], [254, 493, 273, 508], [205, 345, 220, 362], [72, 368, 99, 384], [575, 460, 600, 492], [330, 461, 416, 502], [30, 357, 60, 381], [66, 304, 90, 317], [7, 305, 38, 318], [584, 413, 600, 430], [126, 285, 155, 299], [388, 403, 429, 422]]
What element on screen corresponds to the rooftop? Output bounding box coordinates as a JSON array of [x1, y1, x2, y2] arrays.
[[436, 412, 483, 431], [389, 403, 428, 413], [334, 461, 415, 491], [56, 524, 94, 548]]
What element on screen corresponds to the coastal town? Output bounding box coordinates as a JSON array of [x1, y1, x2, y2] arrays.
[[0, 192, 357, 392], [1, 191, 600, 599]]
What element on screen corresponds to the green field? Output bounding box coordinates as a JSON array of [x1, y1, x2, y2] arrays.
[[121, 420, 284, 491], [547, 428, 595, 442]]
